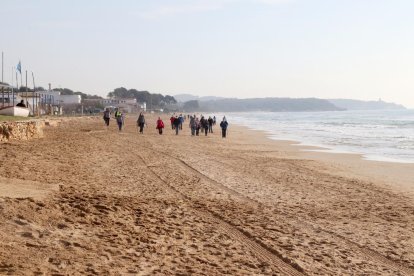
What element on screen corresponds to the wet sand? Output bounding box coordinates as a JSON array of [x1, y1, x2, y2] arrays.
[[0, 115, 413, 275]]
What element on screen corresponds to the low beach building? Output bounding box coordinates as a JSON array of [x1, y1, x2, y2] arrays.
[[37, 90, 81, 105], [102, 98, 146, 113]]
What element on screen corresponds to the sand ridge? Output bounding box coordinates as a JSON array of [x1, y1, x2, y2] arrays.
[[0, 115, 413, 275]]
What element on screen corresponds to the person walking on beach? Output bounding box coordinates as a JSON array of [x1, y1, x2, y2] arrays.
[[200, 116, 209, 136], [103, 108, 111, 127], [208, 116, 214, 133], [179, 114, 184, 130], [173, 116, 181, 135], [189, 116, 196, 136], [114, 109, 124, 131], [220, 117, 228, 138], [195, 117, 201, 136], [137, 112, 145, 134], [170, 115, 175, 130], [213, 115, 216, 125], [156, 117, 165, 135]]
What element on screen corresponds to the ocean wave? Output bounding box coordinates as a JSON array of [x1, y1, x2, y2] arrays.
[[230, 109, 414, 163]]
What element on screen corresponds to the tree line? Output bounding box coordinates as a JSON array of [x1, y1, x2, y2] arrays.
[[107, 87, 177, 108]]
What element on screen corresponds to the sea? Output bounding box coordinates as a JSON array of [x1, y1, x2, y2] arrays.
[[228, 109, 414, 164]]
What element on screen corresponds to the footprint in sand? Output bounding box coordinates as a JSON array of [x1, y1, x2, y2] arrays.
[[20, 232, 35, 238]]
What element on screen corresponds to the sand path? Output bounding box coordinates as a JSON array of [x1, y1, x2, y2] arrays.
[[0, 116, 413, 275]]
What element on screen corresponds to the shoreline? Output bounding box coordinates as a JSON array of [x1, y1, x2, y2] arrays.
[[241, 124, 414, 164], [231, 123, 414, 199], [229, 109, 414, 166]]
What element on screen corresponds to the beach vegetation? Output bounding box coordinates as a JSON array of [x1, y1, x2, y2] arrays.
[[0, 115, 30, 122]]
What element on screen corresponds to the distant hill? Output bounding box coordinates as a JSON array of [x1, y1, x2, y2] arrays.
[[175, 94, 406, 112], [327, 99, 406, 110], [195, 98, 342, 112], [174, 94, 225, 103]]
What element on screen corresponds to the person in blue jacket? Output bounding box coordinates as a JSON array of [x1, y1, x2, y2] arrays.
[[220, 117, 228, 138]]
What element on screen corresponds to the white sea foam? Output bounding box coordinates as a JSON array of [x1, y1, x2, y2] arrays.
[[229, 109, 414, 164]]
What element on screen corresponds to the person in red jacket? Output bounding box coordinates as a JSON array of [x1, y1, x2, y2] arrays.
[[170, 115, 175, 129], [156, 117, 165, 135]]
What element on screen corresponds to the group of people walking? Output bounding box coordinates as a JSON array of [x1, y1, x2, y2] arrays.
[[103, 108, 125, 131], [102, 109, 229, 138], [188, 115, 215, 136]]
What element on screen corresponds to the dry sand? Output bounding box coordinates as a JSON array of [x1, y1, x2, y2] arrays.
[[0, 115, 413, 275]]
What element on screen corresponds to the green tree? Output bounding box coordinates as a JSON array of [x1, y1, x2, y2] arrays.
[[107, 87, 177, 109]]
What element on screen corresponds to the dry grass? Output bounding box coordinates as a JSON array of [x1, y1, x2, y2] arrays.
[[0, 115, 31, 122]]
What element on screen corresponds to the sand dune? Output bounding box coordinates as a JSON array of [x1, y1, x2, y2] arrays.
[[0, 115, 413, 275]]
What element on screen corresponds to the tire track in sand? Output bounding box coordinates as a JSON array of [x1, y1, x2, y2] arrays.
[[134, 151, 305, 276], [189, 156, 414, 276], [140, 145, 414, 276], [88, 128, 414, 275]]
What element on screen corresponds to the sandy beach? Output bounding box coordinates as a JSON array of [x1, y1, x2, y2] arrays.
[[0, 115, 413, 275]]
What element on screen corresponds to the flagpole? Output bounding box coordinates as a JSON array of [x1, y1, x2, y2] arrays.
[[1, 52, 3, 106], [1, 51, 3, 83], [12, 66, 14, 106], [25, 70, 28, 108], [19, 60, 22, 91], [1, 51, 3, 107], [32, 72, 36, 116]]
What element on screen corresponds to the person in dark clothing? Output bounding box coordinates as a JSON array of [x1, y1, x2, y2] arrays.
[[173, 116, 181, 135], [189, 116, 196, 136], [137, 112, 145, 134], [200, 116, 208, 136], [220, 117, 228, 138], [203, 120, 209, 136], [208, 116, 214, 133], [179, 114, 184, 130], [16, 100, 26, 108], [103, 108, 111, 127], [195, 118, 200, 136]]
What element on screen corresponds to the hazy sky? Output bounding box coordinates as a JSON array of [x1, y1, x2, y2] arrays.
[[1, 0, 413, 107]]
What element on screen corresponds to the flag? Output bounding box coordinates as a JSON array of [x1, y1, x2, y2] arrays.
[[16, 61, 21, 74]]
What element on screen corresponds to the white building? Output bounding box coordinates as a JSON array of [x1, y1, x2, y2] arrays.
[[39, 90, 81, 105], [102, 98, 146, 113], [102, 98, 137, 105]]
